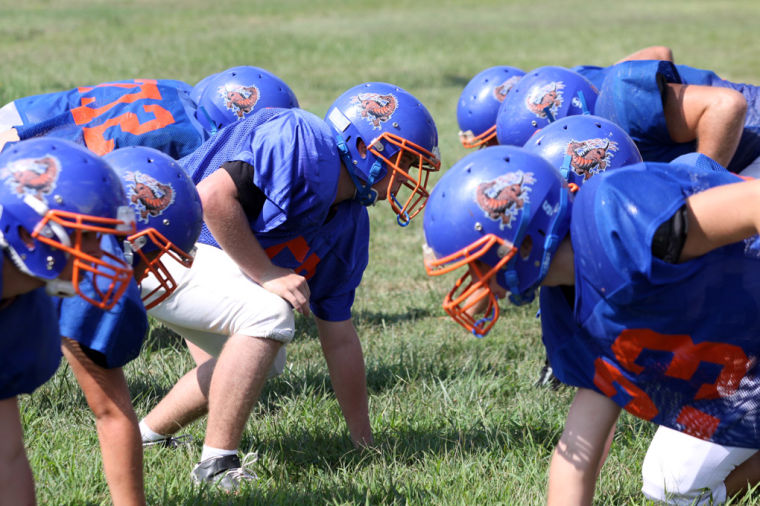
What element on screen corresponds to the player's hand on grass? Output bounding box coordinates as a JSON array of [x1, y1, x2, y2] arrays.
[[259, 265, 311, 316]]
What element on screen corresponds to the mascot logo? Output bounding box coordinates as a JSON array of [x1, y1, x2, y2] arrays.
[[566, 138, 619, 180], [220, 84, 260, 119], [352, 92, 398, 129], [125, 171, 174, 223], [493, 76, 522, 102], [475, 171, 536, 229], [0, 155, 60, 201], [526, 81, 564, 119]]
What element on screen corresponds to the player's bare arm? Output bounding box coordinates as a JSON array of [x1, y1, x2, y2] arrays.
[[664, 83, 747, 168], [615, 45, 673, 64], [315, 317, 373, 447], [681, 177, 760, 261], [547, 388, 621, 506], [197, 168, 311, 316]]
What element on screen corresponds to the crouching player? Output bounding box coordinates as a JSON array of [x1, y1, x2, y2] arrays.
[[0, 66, 298, 158], [56, 145, 203, 506], [0, 138, 137, 505], [422, 145, 760, 504], [137, 82, 440, 491]]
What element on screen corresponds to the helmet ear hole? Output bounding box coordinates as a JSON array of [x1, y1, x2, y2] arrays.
[[519, 234, 533, 260], [355, 138, 368, 159], [18, 225, 35, 250]]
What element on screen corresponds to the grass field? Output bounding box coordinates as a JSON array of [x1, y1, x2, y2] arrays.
[[4, 0, 760, 504]]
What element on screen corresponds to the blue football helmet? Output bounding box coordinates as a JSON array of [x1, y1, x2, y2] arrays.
[[523, 114, 642, 189], [495, 66, 598, 147], [423, 145, 571, 336], [457, 66, 525, 149], [189, 71, 218, 105], [104, 146, 203, 309], [325, 82, 441, 226], [0, 138, 135, 309], [194, 66, 299, 134]]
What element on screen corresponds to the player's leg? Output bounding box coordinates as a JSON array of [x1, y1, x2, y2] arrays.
[[61, 337, 145, 506], [0, 396, 35, 506], [141, 352, 215, 436], [141, 244, 293, 489], [204, 335, 282, 450], [642, 425, 757, 504]]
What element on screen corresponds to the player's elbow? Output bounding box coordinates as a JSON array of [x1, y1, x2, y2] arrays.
[[713, 88, 747, 124], [646, 45, 673, 61]]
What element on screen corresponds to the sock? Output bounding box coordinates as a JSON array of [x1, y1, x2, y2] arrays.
[[139, 419, 167, 442], [201, 444, 238, 462]]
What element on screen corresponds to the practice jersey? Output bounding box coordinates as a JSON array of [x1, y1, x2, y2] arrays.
[[182, 108, 370, 321], [56, 235, 148, 368], [4, 79, 207, 158], [0, 254, 62, 398], [593, 60, 760, 173], [543, 161, 760, 448]]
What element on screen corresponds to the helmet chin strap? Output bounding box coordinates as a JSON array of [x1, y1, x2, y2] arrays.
[[334, 133, 382, 206], [196, 106, 219, 135]]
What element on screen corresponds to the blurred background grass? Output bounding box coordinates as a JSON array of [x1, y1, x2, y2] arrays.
[[4, 1, 760, 503]]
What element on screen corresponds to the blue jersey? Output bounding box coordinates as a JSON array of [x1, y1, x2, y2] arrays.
[[7, 79, 207, 159], [56, 235, 148, 368], [183, 108, 369, 321], [543, 161, 760, 447], [0, 254, 62, 399], [594, 60, 760, 173]]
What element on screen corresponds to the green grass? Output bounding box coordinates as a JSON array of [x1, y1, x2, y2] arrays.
[[5, 0, 760, 503]]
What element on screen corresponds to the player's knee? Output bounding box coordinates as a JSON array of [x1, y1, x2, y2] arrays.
[[642, 451, 724, 505], [239, 295, 296, 344]]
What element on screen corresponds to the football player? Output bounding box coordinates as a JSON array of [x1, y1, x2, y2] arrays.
[[137, 82, 440, 491], [422, 145, 760, 505], [54, 146, 202, 506], [0, 66, 298, 158], [0, 138, 136, 505]]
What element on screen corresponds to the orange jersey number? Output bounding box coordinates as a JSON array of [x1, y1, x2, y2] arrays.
[[70, 80, 176, 155]]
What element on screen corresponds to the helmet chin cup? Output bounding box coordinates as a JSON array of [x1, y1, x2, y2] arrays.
[[424, 234, 516, 337]]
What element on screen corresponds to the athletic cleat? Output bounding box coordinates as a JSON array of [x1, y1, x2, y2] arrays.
[[142, 433, 195, 449], [534, 358, 562, 390], [190, 452, 259, 492]]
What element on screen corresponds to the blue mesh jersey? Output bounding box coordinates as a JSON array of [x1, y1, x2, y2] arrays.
[[6, 79, 207, 159], [542, 160, 760, 448], [593, 60, 760, 173], [0, 254, 62, 398], [182, 107, 370, 322], [56, 235, 148, 368]]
